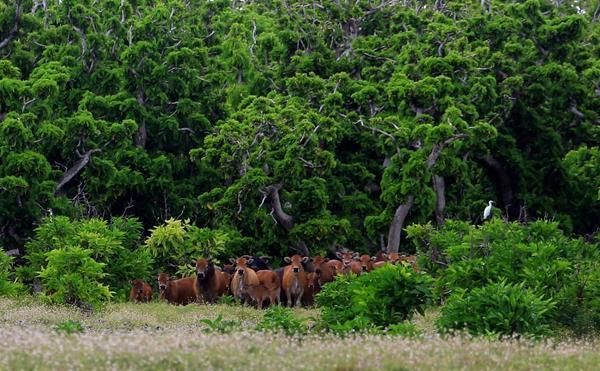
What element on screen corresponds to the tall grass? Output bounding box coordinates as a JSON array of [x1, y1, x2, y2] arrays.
[[0, 298, 598, 370]]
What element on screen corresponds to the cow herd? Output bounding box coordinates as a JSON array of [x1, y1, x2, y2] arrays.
[[129, 250, 419, 308]]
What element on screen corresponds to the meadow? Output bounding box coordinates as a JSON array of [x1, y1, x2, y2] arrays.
[[1, 297, 598, 371]]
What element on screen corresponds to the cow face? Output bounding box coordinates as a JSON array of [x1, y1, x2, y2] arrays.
[[246, 255, 270, 271], [306, 272, 320, 290], [387, 253, 401, 265], [157, 273, 170, 293], [234, 257, 249, 276], [195, 258, 212, 280], [336, 251, 358, 268], [358, 254, 374, 272], [222, 264, 236, 275], [284, 255, 309, 274], [312, 256, 326, 276], [131, 279, 145, 296]]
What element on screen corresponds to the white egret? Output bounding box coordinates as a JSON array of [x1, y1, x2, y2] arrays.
[[483, 200, 494, 220]]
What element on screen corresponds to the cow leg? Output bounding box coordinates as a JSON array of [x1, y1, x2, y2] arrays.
[[295, 290, 304, 307], [286, 290, 293, 308]]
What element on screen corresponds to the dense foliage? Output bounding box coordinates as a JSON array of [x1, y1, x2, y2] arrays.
[[407, 219, 600, 334], [437, 280, 555, 338], [1, 0, 598, 259], [316, 264, 433, 333]]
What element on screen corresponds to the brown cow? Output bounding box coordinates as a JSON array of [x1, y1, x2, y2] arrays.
[[374, 250, 388, 263], [303, 272, 320, 306], [356, 254, 375, 273], [311, 256, 336, 287], [247, 270, 280, 309], [222, 264, 236, 275], [282, 255, 309, 307], [325, 259, 343, 276], [129, 279, 153, 302], [157, 273, 196, 305], [336, 250, 361, 275], [230, 256, 260, 305], [194, 258, 227, 304], [221, 271, 233, 295]]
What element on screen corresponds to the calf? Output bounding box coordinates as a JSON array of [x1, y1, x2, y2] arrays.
[[374, 250, 388, 263], [303, 272, 319, 306], [221, 271, 233, 295], [357, 254, 375, 273], [336, 250, 361, 275], [157, 273, 196, 305], [222, 264, 236, 275], [311, 256, 336, 287], [282, 255, 309, 307], [325, 259, 343, 276], [194, 258, 227, 304], [247, 270, 281, 309], [230, 256, 260, 305], [129, 279, 153, 303]]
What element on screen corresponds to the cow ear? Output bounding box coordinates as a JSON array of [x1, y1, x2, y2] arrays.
[[259, 256, 270, 264], [248, 258, 254, 264], [324, 258, 330, 262], [229, 258, 236, 264], [242, 254, 251, 259], [370, 256, 376, 261], [301, 256, 310, 263], [284, 257, 291, 263], [352, 252, 359, 258], [335, 252, 343, 259]]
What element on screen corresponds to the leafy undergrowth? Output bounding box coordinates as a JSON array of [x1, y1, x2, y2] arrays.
[[1, 298, 599, 370]]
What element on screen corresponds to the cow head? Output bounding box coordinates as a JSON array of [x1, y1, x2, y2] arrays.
[[357, 254, 375, 272], [387, 252, 401, 265], [306, 272, 321, 291], [284, 254, 309, 274], [130, 279, 145, 297], [195, 258, 213, 280], [222, 264, 236, 275], [157, 273, 170, 293], [374, 250, 388, 262], [232, 257, 249, 276], [246, 255, 271, 271], [312, 256, 326, 277], [336, 251, 358, 268]]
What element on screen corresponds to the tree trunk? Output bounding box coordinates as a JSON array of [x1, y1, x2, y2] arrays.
[[433, 174, 446, 227], [482, 154, 514, 217], [386, 195, 415, 253], [55, 149, 101, 194], [265, 184, 310, 256]]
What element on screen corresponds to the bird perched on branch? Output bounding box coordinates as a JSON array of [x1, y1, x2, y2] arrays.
[[483, 200, 494, 221]]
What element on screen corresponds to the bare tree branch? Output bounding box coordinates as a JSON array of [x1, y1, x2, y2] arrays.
[[0, 3, 22, 51], [55, 149, 101, 194]]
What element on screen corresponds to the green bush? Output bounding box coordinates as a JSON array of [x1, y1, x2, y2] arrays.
[[54, 320, 85, 334], [407, 219, 600, 334], [437, 281, 555, 338], [143, 218, 246, 273], [256, 306, 307, 336], [21, 216, 153, 301], [38, 247, 111, 309], [0, 250, 25, 297], [199, 315, 241, 334], [316, 264, 433, 333]]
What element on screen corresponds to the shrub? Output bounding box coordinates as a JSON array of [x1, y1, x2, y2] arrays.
[[0, 250, 25, 297], [54, 320, 85, 334], [143, 218, 246, 273], [407, 219, 600, 334], [256, 306, 307, 336], [316, 264, 433, 333], [437, 281, 555, 338], [199, 315, 241, 334], [38, 247, 111, 309], [21, 216, 153, 301]]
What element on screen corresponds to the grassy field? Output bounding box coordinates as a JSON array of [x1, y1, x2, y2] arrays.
[[0, 298, 598, 370]]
